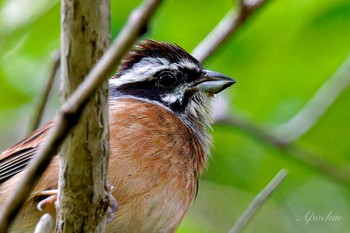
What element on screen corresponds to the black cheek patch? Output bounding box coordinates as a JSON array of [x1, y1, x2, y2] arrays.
[[112, 80, 172, 104], [110, 80, 197, 115], [169, 88, 196, 113]]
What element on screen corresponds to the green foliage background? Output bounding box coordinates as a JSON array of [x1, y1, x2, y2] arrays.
[[1, 0, 350, 232]]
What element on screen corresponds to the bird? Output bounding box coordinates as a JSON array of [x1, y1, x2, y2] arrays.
[[0, 39, 235, 233]]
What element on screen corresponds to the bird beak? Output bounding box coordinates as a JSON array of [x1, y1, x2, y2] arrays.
[[194, 70, 236, 95]]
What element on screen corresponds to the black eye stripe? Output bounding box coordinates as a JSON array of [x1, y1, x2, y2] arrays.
[[181, 69, 203, 82], [112, 67, 205, 114]]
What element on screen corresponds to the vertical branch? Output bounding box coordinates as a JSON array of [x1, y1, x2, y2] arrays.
[[56, 0, 110, 232], [0, 0, 162, 232]]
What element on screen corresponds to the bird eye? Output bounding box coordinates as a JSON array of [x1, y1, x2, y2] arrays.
[[158, 72, 177, 88]]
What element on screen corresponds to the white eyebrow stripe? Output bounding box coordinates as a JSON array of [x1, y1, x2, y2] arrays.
[[110, 56, 202, 88], [110, 57, 181, 86], [178, 59, 201, 71], [109, 65, 170, 86]]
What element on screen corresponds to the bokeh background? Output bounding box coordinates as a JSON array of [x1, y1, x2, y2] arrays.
[[1, 0, 350, 232]]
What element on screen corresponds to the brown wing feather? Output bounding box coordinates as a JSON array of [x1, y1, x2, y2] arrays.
[[0, 122, 53, 184]]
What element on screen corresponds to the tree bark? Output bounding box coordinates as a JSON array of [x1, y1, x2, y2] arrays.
[[56, 0, 110, 232]]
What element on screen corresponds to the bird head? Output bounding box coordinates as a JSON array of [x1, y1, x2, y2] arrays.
[[109, 40, 235, 144]]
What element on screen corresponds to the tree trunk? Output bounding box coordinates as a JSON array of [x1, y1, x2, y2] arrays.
[[56, 0, 110, 232]]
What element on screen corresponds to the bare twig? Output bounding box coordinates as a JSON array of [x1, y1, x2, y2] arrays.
[[33, 214, 53, 233], [28, 50, 60, 134], [228, 169, 288, 233], [194, 0, 350, 186], [0, 0, 162, 232], [275, 55, 350, 143], [192, 0, 269, 63], [217, 115, 350, 185]]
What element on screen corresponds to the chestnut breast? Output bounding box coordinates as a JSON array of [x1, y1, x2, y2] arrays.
[[107, 98, 205, 233]]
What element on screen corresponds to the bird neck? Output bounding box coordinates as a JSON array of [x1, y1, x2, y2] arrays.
[[178, 98, 213, 162]]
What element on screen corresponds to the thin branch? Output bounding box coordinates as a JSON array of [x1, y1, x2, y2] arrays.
[[192, 0, 350, 186], [28, 50, 60, 134], [192, 0, 269, 63], [228, 169, 288, 233], [33, 214, 53, 233], [274, 55, 350, 143], [217, 115, 350, 185], [0, 0, 162, 232]]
